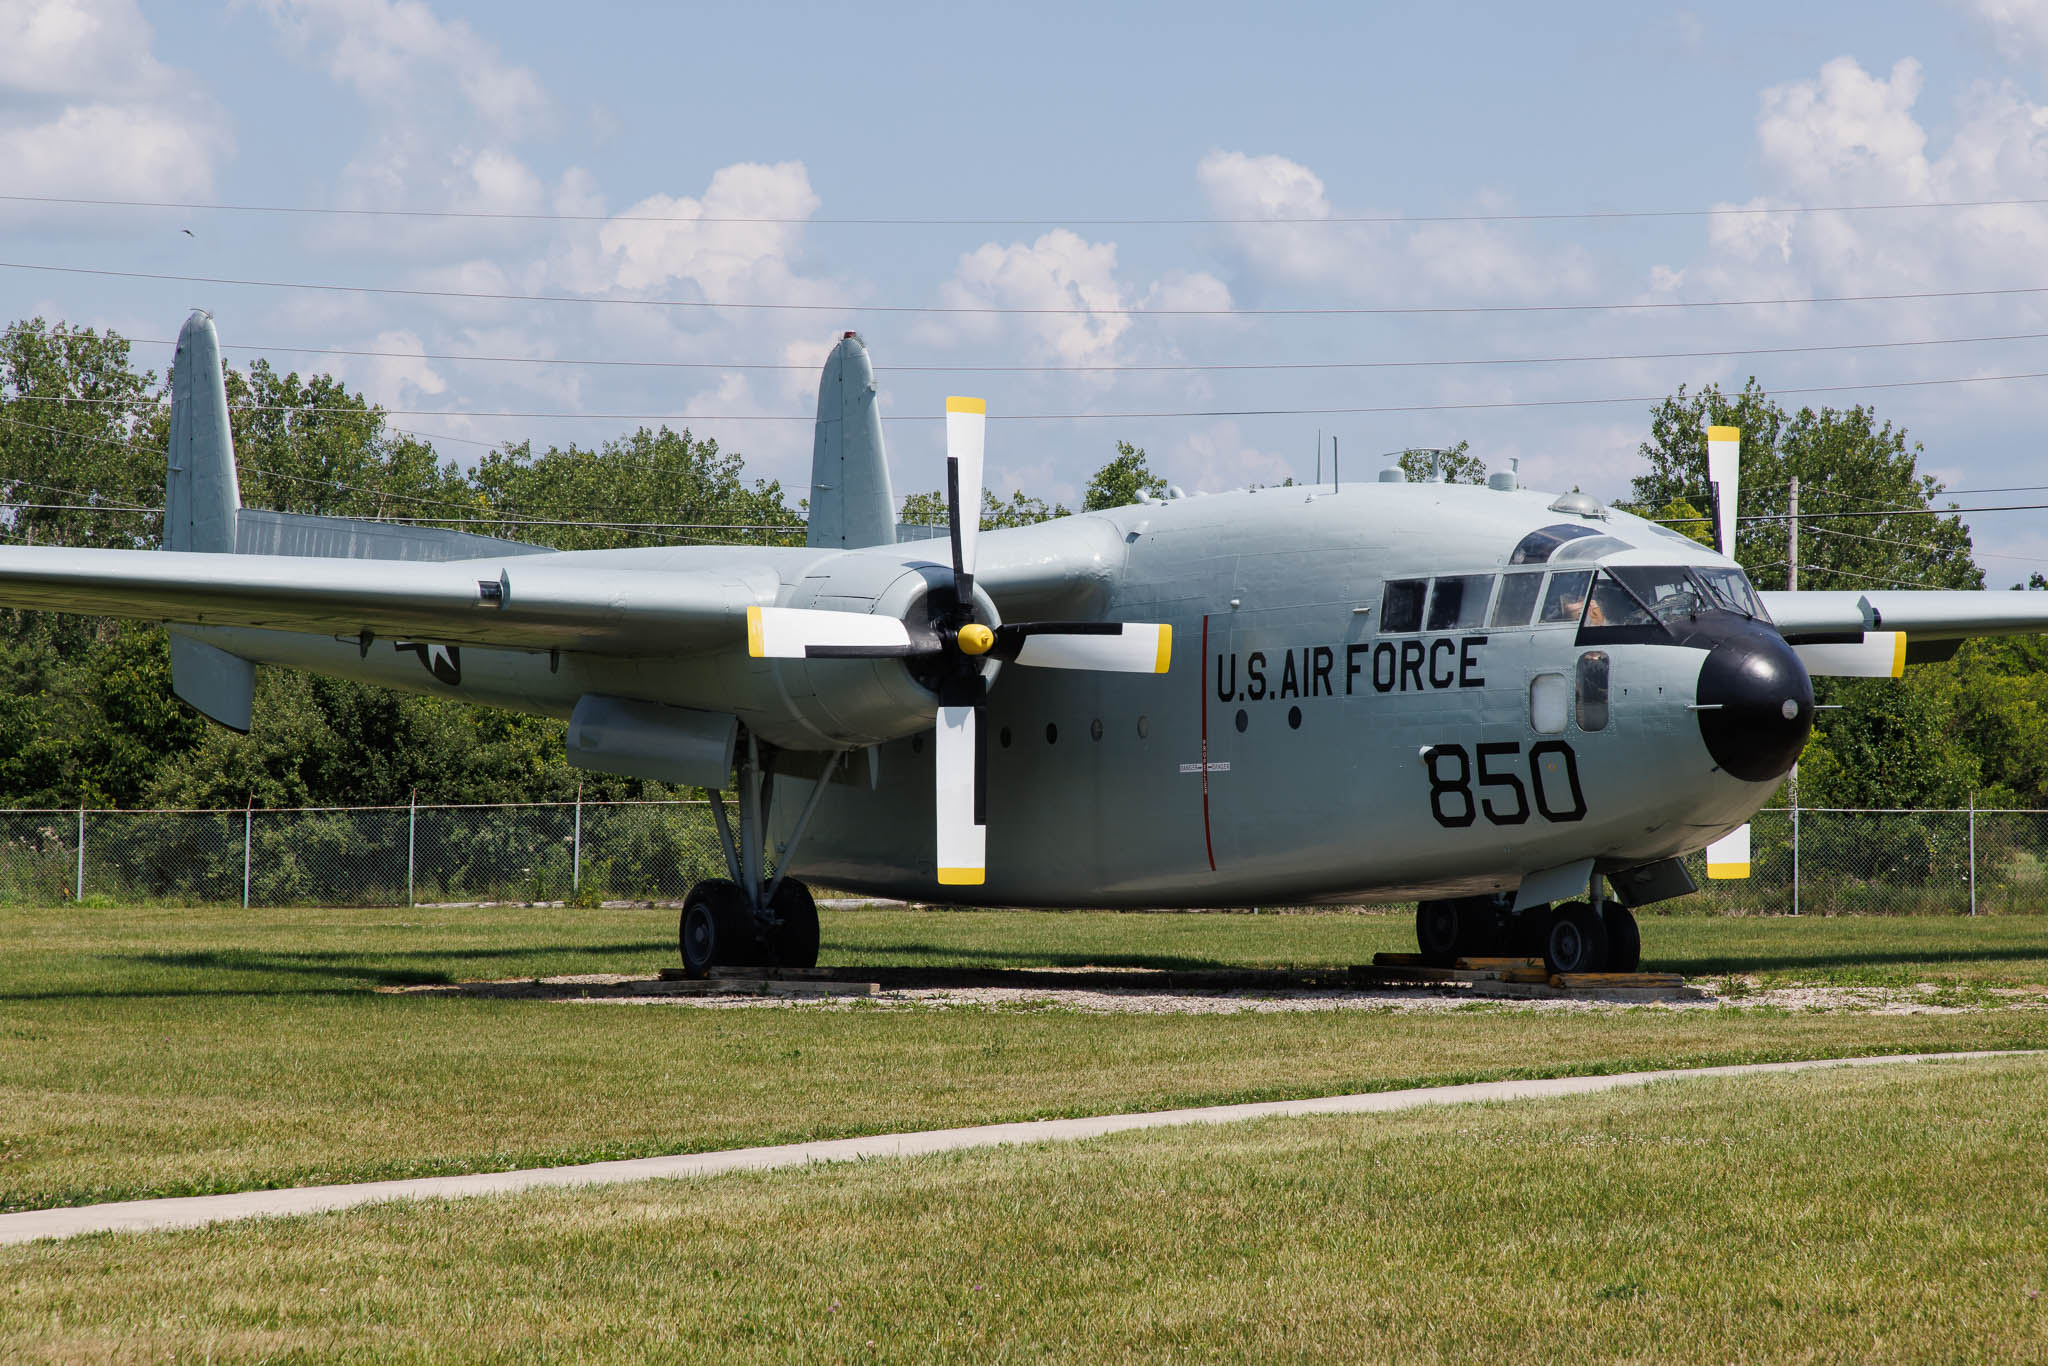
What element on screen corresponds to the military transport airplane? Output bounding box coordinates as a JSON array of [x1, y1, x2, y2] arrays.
[[3, 311, 2046, 977]]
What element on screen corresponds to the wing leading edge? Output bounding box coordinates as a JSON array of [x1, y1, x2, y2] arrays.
[[1761, 590, 2048, 643], [0, 546, 775, 656]]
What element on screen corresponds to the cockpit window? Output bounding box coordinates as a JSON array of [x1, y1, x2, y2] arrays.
[[1380, 578, 1426, 632], [1609, 566, 1710, 625], [1509, 523, 1603, 565], [1585, 572, 1655, 628], [1548, 535, 1631, 563], [1537, 570, 1593, 624], [1426, 574, 1495, 630], [1696, 566, 1768, 620]]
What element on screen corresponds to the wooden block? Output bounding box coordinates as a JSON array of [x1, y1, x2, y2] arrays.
[[1550, 973, 1686, 990], [1498, 969, 1552, 984], [1455, 957, 1545, 971], [765, 980, 875, 997], [1370, 953, 1427, 967]]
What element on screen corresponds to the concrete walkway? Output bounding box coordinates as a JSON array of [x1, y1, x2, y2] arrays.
[[2, 1049, 2033, 1247]]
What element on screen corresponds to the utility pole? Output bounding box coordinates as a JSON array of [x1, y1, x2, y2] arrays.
[[1787, 476, 1800, 591]]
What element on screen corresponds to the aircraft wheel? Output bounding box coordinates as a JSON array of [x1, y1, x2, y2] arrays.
[[1415, 900, 1461, 967], [767, 879, 820, 969], [679, 878, 750, 978], [1602, 903, 1641, 973], [1543, 901, 1609, 977]]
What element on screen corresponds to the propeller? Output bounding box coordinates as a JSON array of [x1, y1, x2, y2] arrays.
[[1706, 425, 1740, 560], [747, 395, 1173, 885]]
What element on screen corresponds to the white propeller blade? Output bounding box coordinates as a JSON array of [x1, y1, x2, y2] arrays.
[[1705, 823, 1751, 879], [747, 605, 915, 659], [1706, 425, 1740, 560], [934, 704, 985, 885], [1010, 623, 1173, 674], [1793, 631, 1905, 678], [945, 396, 985, 592]]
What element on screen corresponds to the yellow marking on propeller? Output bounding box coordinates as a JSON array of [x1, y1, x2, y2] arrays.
[[1707, 425, 1740, 442], [945, 395, 986, 414], [1891, 632, 1907, 677], [937, 867, 986, 885], [957, 623, 994, 655], [746, 604, 765, 657], [1706, 857, 1751, 879], [1153, 623, 1173, 673]]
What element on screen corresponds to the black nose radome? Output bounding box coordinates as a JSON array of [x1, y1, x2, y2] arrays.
[[1695, 630, 1814, 783]]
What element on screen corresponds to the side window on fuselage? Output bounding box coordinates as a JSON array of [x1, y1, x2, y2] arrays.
[[1491, 572, 1543, 627], [1380, 579, 1426, 632], [1426, 574, 1496, 631]]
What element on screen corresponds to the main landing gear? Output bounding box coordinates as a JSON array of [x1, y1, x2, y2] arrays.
[[678, 733, 840, 978], [1414, 881, 1641, 976]]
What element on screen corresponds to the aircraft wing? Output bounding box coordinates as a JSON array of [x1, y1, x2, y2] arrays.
[[0, 546, 775, 655], [1761, 590, 2048, 642]]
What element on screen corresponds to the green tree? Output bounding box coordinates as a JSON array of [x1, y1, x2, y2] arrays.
[[1396, 440, 1484, 484], [1084, 441, 1168, 511], [899, 487, 1070, 531], [0, 319, 164, 551], [1630, 379, 1980, 593]]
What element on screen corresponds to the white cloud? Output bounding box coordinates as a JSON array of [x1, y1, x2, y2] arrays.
[[1957, 0, 2048, 67], [585, 161, 822, 297], [254, 0, 550, 132], [1195, 150, 1593, 301], [1168, 421, 1294, 493], [928, 229, 1133, 366], [0, 0, 230, 202]]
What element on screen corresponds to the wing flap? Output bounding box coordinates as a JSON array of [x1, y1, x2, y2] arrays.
[[0, 547, 772, 655]]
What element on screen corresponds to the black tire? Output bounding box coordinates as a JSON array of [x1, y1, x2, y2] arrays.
[[678, 878, 750, 978], [1415, 900, 1461, 967], [1602, 902, 1641, 973], [1544, 900, 1609, 976], [1510, 904, 1553, 959], [767, 880, 820, 969]]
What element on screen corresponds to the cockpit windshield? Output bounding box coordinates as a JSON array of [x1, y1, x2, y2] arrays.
[[1578, 564, 1771, 638]]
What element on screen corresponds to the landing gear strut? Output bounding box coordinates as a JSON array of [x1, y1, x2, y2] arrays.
[[1416, 876, 1641, 975], [678, 732, 840, 978]]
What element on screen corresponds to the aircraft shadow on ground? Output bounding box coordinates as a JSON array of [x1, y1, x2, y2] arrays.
[[1658, 945, 2048, 975], [825, 940, 1241, 972], [7, 942, 669, 997]]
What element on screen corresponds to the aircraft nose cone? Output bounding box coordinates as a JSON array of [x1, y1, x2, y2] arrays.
[[1695, 630, 1814, 783]]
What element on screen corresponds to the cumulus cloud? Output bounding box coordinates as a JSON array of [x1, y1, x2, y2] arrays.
[[0, 0, 230, 202], [1195, 150, 1594, 301]]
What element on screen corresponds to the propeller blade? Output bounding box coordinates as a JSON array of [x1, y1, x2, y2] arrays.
[[945, 396, 985, 601], [934, 703, 986, 885], [1706, 425, 1740, 560], [995, 621, 1172, 674], [747, 605, 926, 659], [1704, 823, 1751, 879]]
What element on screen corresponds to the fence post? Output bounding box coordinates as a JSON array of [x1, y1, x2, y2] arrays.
[[1789, 766, 1801, 917], [572, 783, 583, 894], [74, 804, 84, 903], [243, 800, 253, 910], [407, 788, 418, 909], [1968, 792, 1977, 917]]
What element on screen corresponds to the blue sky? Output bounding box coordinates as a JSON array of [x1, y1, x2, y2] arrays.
[[8, 1, 2048, 578]]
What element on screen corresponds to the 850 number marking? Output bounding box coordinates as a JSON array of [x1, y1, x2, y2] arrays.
[[1421, 741, 1586, 827]]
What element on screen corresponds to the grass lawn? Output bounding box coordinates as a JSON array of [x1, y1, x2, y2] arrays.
[[4, 1055, 2043, 1362], [1, 903, 2046, 1214]]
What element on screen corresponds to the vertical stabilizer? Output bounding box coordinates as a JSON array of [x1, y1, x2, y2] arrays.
[[164, 310, 255, 731], [806, 332, 896, 549], [165, 311, 240, 553]]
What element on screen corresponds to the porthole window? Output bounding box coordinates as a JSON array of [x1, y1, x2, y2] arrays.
[[1090, 719, 1104, 741], [1530, 673, 1568, 735], [1287, 706, 1302, 730], [1046, 722, 1059, 745], [1136, 715, 1149, 738], [912, 735, 923, 754], [1234, 708, 1249, 733], [1576, 652, 1610, 732], [999, 726, 1013, 748]]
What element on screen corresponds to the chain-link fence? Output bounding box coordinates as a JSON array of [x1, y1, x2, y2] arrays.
[[0, 799, 737, 908], [0, 799, 2042, 911]]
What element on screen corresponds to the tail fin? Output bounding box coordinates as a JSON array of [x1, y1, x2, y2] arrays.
[[805, 332, 897, 549], [164, 310, 255, 731]]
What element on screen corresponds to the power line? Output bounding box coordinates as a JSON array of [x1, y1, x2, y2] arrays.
[[16, 189, 2048, 227], [20, 259, 2048, 317], [1796, 563, 1953, 590], [23, 364, 2048, 422], [110, 327, 2048, 376]]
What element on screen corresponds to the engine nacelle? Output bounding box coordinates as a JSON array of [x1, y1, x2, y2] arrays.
[[740, 549, 1002, 749]]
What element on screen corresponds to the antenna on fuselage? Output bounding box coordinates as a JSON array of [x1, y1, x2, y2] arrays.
[[1333, 436, 1340, 492], [1315, 428, 1322, 486]]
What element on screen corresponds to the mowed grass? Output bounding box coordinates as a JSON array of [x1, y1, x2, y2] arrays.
[[2, 902, 2047, 1214], [5, 1056, 2045, 1363]]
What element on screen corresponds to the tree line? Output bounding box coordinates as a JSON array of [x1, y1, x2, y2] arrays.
[[1, 317, 2040, 811]]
